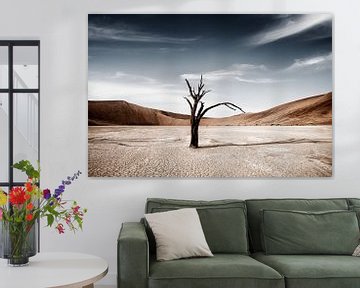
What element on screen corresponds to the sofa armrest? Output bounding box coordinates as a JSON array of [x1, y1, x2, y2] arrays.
[[118, 222, 149, 288]]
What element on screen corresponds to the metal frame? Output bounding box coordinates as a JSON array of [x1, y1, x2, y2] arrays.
[[0, 40, 40, 250]]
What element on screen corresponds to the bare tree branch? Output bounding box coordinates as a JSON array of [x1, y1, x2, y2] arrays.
[[200, 102, 245, 119], [184, 97, 193, 110], [185, 79, 196, 99], [199, 89, 211, 100], [197, 75, 205, 95]]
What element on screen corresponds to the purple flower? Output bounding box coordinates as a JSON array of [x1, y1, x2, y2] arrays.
[[54, 189, 63, 198], [54, 171, 82, 199], [43, 189, 51, 200]]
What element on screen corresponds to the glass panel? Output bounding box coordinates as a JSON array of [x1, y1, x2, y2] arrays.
[[0, 46, 8, 89], [13, 93, 39, 182], [13, 46, 38, 89], [0, 186, 8, 193], [0, 94, 9, 182]]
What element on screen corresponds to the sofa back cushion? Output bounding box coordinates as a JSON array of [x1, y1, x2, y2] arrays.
[[145, 198, 249, 254], [246, 198, 349, 252], [347, 199, 360, 228], [348, 198, 360, 207], [261, 209, 359, 255]]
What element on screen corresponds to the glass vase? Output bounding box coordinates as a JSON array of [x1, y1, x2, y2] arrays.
[[0, 220, 37, 266]]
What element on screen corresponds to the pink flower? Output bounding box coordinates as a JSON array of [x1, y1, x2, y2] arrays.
[[72, 205, 80, 215], [0, 208, 3, 220], [56, 223, 65, 234], [65, 214, 71, 225]]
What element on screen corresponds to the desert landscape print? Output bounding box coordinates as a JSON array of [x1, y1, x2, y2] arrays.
[[88, 14, 332, 177]]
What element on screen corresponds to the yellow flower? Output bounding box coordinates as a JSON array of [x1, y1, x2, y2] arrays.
[[0, 190, 7, 206]]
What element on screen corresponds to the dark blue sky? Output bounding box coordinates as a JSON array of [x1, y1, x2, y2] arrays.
[[88, 14, 332, 116]]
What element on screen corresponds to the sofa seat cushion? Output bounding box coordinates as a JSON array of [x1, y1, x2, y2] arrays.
[[149, 254, 284, 288], [252, 252, 360, 288]]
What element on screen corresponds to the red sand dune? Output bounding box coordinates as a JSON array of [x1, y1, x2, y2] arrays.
[[88, 92, 332, 126]]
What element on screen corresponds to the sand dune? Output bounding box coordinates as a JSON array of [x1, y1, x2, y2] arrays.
[[88, 92, 332, 126], [221, 92, 332, 126]]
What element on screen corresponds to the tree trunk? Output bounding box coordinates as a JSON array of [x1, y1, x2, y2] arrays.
[[189, 121, 199, 148]]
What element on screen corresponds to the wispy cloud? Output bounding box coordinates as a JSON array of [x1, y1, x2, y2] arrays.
[[158, 47, 189, 53], [285, 53, 332, 72], [110, 71, 158, 84], [234, 77, 278, 84], [88, 78, 187, 114], [89, 80, 181, 99], [181, 64, 278, 84], [89, 24, 199, 44], [180, 53, 331, 85], [88, 70, 186, 112], [248, 14, 332, 46]]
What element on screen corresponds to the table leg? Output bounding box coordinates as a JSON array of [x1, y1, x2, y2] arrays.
[[82, 284, 94, 288]]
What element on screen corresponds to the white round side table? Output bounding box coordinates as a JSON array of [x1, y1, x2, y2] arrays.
[[0, 252, 108, 288]]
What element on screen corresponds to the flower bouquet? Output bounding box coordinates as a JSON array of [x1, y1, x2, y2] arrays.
[[0, 160, 87, 266]]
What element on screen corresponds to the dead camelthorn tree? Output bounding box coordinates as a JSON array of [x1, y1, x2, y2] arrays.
[[184, 75, 245, 148]]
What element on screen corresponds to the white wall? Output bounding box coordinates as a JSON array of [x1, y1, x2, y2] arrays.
[[1, 0, 360, 286]]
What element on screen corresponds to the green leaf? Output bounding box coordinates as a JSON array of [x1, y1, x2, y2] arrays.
[[75, 216, 83, 230], [47, 214, 54, 227], [48, 208, 60, 217], [12, 160, 40, 180]]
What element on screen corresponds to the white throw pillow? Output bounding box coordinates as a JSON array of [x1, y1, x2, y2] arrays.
[[353, 244, 360, 256], [145, 208, 213, 261]]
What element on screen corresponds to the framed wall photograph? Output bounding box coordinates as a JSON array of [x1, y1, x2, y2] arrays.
[[88, 14, 332, 178]]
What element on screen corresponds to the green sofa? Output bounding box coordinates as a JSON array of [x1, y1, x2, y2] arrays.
[[118, 198, 360, 288]]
